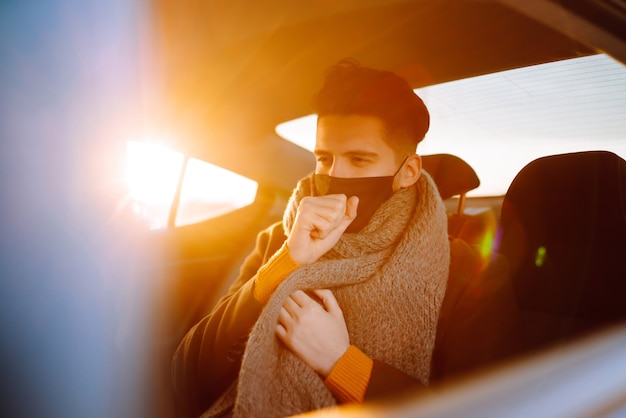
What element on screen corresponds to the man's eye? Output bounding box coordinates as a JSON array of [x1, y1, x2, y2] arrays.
[[316, 156, 331, 165]]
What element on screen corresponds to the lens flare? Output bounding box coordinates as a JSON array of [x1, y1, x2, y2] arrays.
[[535, 246, 547, 267]]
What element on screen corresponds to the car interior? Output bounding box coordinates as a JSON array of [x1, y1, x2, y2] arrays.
[[139, 0, 626, 416], [2, 0, 625, 417]]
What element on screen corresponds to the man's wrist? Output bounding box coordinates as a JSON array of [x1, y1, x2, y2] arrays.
[[286, 235, 311, 266], [324, 345, 373, 404], [253, 243, 299, 304]]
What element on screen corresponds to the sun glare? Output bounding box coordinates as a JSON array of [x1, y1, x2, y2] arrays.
[[126, 141, 184, 205]]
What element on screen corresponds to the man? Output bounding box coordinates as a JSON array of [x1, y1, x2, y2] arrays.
[[171, 60, 450, 417]]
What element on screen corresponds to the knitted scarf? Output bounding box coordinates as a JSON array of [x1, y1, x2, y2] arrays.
[[203, 171, 450, 418]]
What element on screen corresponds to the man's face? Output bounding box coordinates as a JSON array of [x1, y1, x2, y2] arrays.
[[314, 115, 400, 178]]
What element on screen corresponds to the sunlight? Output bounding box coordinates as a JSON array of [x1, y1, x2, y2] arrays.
[[125, 140, 184, 228], [125, 140, 184, 205]]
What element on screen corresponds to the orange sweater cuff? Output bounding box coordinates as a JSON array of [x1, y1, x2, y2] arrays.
[[324, 345, 373, 404], [253, 243, 299, 305]]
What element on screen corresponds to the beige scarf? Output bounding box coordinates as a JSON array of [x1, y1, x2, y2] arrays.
[[203, 171, 449, 418]]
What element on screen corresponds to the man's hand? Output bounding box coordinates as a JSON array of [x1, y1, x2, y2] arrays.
[[287, 194, 359, 265], [276, 289, 350, 378]]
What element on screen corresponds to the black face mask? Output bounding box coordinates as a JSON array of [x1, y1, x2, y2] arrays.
[[313, 157, 407, 233]]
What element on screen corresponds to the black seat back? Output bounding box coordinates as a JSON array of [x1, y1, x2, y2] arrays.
[[499, 151, 626, 351]]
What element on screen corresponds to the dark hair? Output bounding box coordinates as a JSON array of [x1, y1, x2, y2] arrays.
[[313, 59, 430, 155]]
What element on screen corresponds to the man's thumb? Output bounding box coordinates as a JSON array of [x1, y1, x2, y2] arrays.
[[345, 196, 359, 221]]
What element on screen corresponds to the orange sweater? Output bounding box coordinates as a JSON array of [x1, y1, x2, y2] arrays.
[[253, 243, 373, 404]]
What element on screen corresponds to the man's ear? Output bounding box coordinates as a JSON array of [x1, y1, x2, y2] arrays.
[[397, 154, 421, 189]]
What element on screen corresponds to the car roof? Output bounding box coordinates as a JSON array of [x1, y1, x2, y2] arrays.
[[152, 0, 624, 190]]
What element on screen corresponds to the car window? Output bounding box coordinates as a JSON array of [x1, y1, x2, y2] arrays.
[[175, 157, 258, 227], [125, 142, 258, 228]]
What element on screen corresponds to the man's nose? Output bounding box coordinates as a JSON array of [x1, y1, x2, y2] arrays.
[[329, 160, 347, 177]]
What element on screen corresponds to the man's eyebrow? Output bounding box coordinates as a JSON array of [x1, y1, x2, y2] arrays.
[[313, 149, 330, 156], [344, 150, 379, 158], [313, 149, 379, 158]]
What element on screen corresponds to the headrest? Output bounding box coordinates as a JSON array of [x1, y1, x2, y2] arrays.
[[499, 150, 626, 322], [421, 154, 480, 200]]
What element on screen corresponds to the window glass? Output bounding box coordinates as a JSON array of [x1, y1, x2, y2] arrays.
[[175, 158, 258, 227], [126, 142, 258, 228]]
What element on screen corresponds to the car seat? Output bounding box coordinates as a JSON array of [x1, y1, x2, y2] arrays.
[[422, 153, 480, 210], [422, 153, 497, 247], [498, 150, 626, 353]]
